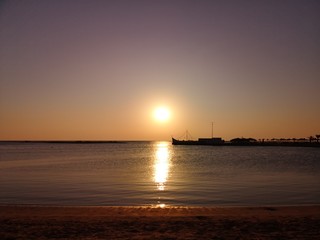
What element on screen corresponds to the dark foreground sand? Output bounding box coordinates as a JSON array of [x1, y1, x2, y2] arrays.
[[1, 205, 320, 240]]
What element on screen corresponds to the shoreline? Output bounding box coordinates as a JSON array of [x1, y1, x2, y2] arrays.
[[1, 205, 320, 239]]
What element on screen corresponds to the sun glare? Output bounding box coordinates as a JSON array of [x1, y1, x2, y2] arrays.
[[154, 107, 170, 122]]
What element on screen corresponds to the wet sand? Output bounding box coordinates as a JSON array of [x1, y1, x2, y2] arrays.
[[1, 205, 320, 239]]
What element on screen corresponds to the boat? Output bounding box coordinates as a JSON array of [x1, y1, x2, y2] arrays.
[[172, 124, 225, 146], [172, 138, 224, 145], [172, 137, 198, 145], [172, 137, 225, 145]]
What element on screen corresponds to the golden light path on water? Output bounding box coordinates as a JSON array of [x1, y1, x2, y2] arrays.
[[153, 142, 171, 208]]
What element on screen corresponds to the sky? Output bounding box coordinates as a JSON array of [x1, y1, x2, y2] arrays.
[[1, 0, 319, 141]]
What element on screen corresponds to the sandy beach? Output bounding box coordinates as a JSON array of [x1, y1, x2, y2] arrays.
[[1, 205, 319, 239]]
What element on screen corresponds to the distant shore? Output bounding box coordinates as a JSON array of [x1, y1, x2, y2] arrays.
[[0, 140, 129, 144], [1, 205, 319, 239], [221, 141, 320, 147], [1, 140, 320, 147], [172, 138, 320, 147]]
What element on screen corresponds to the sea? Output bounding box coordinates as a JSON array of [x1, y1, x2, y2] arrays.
[[0, 141, 319, 207]]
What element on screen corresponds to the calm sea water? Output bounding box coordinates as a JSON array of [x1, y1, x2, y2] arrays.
[[0, 141, 319, 207]]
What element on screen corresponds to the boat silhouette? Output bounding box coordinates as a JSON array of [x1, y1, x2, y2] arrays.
[[172, 129, 224, 145], [172, 137, 224, 145]]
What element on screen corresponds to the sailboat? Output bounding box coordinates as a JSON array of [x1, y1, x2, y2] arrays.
[[172, 136, 224, 145], [172, 130, 198, 145], [172, 126, 224, 146]]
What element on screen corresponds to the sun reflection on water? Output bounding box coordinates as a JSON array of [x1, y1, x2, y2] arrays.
[[154, 142, 170, 192]]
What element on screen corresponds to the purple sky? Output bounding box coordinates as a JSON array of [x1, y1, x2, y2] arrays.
[[1, 0, 319, 140]]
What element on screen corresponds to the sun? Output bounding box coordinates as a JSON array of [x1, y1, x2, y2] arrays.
[[154, 107, 170, 122]]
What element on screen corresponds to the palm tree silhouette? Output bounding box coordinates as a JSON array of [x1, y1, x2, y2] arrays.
[[309, 136, 315, 143]]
